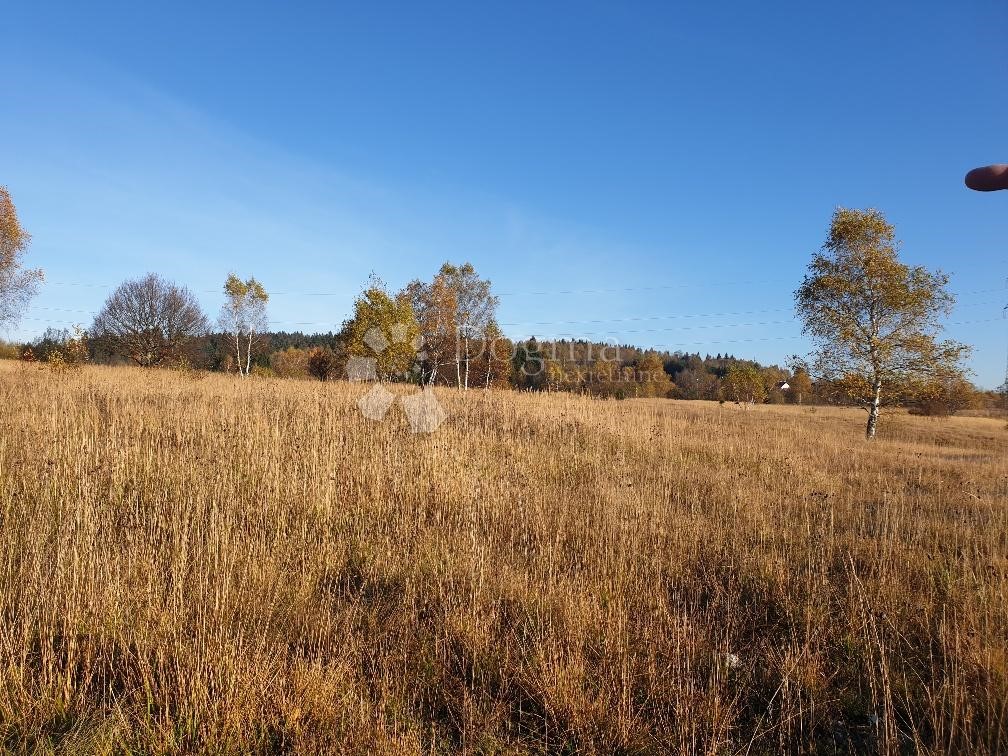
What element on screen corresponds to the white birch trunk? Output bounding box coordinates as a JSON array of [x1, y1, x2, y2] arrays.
[[246, 330, 254, 376], [463, 336, 469, 391], [866, 379, 882, 439]]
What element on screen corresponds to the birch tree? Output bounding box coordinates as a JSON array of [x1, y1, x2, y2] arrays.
[[218, 274, 269, 376], [0, 186, 43, 328], [722, 364, 766, 405], [402, 274, 457, 387], [405, 263, 500, 390], [795, 208, 969, 438], [437, 262, 498, 391]]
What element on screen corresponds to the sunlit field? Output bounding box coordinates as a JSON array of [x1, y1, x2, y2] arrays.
[[0, 361, 1005, 754]]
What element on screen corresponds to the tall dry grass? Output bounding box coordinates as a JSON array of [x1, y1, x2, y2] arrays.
[[0, 361, 1005, 754]]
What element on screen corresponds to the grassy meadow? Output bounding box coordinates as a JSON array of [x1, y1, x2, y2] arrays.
[[0, 360, 1005, 754]]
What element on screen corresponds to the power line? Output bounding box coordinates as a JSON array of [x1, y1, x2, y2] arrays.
[[8, 314, 806, 348], [494, 278, 789, 297], [15, 315, 1003, 340], [499, 298, 1003, 327], [23, 296, 1004, 329], [40, 277, 793, 297], [526, 316, 1004, 342], [39, 278, 1007, 301], [19, 279, 1006, 359]]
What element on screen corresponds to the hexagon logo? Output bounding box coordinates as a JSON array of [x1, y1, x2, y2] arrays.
[[348, 322, 447, 432]]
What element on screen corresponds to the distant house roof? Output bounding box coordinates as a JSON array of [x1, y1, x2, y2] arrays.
[[775, 381, 790, 390]]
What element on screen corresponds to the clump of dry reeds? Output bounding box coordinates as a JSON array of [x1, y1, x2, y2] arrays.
[[0, 361, 1004, 754]]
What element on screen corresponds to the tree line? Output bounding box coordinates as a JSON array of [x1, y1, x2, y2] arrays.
[[19, 264, 785, 398], [0, 184, 997, 433]]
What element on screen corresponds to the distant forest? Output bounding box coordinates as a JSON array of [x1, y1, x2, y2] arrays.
[[9, 325, 835, 406]]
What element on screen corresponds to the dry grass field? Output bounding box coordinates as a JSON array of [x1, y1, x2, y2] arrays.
[[0, 360, 1005, 754]]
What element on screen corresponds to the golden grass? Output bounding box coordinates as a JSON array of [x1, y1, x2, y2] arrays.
[[0, 361, 1005, 754]]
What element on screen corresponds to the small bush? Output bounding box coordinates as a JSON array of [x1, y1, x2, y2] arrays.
[[45, 350, 68, 373], [307, 347, 337, 382], [271, 347, 311, 380], [169, 356, 206, 382], [45, 327, 89, 374], [909, 400, 953, 417], [908, 376, 977, 417]]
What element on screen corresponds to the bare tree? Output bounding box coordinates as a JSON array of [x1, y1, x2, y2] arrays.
[[91, 274, 209, 367], [218, 274, 269, 376], [0, 186, 43, 328]]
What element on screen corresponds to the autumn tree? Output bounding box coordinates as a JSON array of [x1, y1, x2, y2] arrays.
[[403, 263, 500, 390], [789, 366, 813, 405], [795, 208, 969, 438], [544, 359, 567, 392], [512, 338, 545, 390], [465, 321, 512, 390], [673, 367, 718, 400], [438, 262, 499, 390], [218, 274, 269, 377], [45, 325, 89, 373], [760, 365, 790, 404], [402, 273, 457, 386], [908, 374, 978, 417], [343, 278, 420, 381], [270, 347, 311, 379], [590, 359, 617, 394], [723, 364, 766, 405], [91, 274, 208, 367], [306, 346, 337, 381], [637, 351, 673, 398], [0, 186, 43, 328]]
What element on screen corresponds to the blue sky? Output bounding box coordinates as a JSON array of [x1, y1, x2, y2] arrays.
[[2, 1, 1006, 387]]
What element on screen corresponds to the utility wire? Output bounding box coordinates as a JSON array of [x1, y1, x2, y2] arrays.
[[39, 279, 1007, 301], [15, 316, 1003, 341], [22, 296, 1004, 329], [40, 277, 793, 297]]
